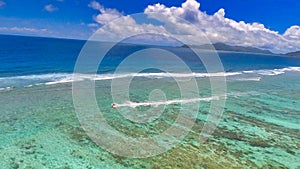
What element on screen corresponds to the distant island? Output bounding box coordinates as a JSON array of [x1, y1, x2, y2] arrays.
[[285, 51, 300, 57], [181, 42, 274, 55], [2, 34, 300, 57]]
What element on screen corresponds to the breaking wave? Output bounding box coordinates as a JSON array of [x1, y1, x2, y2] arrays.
[[0, 67, 299, 89]]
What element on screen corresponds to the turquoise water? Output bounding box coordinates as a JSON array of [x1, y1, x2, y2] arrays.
[[0, 73, 299, 168], [0, 35, 300, 168]]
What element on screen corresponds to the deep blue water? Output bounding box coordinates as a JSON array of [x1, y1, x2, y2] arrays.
[[1, 34, 300, 88], [1, 34, 300, 76], [0, 35, 84, 77]]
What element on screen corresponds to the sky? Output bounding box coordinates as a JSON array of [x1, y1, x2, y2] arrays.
[[0, 0, 299, 53]]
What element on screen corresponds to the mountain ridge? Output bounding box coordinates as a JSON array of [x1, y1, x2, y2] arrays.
[[182, 42, 274, 55], [285, 51, 300, 57]]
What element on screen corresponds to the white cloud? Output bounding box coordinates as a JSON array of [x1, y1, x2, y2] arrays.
[[88, 23, 98, 27], [94, 15, 168, 43], [284, 26, 300, 40], [0, 1, 5, 8], [88, 1, 122, 25], [88, 1, 176, 45], [144, 0, 300, 53], [0, 26, 47, 33], [44, 4, 58, 12], [88, 0, 300, 53], [88, 0, 102, 10]]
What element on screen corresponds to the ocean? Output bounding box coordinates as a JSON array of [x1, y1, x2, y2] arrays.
[[0, 34, 299, 168]]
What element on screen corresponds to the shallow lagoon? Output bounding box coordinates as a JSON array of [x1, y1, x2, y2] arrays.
[[0, 71, 299, 168]]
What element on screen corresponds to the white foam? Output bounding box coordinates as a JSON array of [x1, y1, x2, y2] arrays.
[[226, 91, 261, 98], [243, 66, 300, 76], [114, 96, 221, 108], [40, 72, 243, 86], [44, 76, 82, 85], [242, 70, 255, 73], [0, 73, 70, 80], [2, 66, 300, 87], [281, 66, 300, 72], [93, 72, 242, 80], [0, 86, 12, 92], [257, 70, 285, 76], [25, 85, 33, 88], [235, 77, 261, 81]]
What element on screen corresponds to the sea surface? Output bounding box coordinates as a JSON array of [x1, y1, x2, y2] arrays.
[[0, 34, 299, 168]]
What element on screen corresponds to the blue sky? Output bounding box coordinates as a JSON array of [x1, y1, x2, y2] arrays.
[[0, 0, 299, 52]]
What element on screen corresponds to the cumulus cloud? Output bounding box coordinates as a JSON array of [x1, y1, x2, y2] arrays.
[[94, 15, 169, 43], [44, 4, 58, 12], [145, 0, 287, 53], [88, 1, 188, 45], [88, 1, 123, 25], [143, 0, 300, 53], [0, 1, 5, 8], [88, 0, 300, 53], [284, 26, 300, 40]]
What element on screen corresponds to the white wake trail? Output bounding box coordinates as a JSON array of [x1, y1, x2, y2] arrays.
[[113, 96, 222, 108]]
